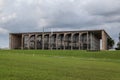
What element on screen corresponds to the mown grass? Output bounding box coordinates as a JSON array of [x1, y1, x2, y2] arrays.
[[0, 50, 120, 80], [1, 50, 120, 59]]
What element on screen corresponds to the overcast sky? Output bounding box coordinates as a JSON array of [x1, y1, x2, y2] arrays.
[[0, 0, 120, 48]]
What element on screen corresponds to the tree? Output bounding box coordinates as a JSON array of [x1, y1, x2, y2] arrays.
[[107, 38, 115, 49], [116, 33, 120, 50], [117, 42, 120, 50]]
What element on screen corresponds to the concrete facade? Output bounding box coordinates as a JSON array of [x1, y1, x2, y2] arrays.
[[9, 29, 111, 50]]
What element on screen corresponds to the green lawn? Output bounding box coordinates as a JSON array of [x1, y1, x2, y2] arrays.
[[0, 50, 120, 80]]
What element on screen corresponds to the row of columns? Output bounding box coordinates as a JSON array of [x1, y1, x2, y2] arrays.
[[21, 32, 90, 50], [10, 30, 109, 50]]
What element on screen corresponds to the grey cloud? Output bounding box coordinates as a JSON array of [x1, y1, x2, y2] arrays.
[[83, 0, 120, 15], [0, 0, 120, 48]]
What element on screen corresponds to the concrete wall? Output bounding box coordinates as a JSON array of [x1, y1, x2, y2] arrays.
[[90, 32, 100, 50], [10, 30, 110, 50], [10, 34, 22, 49], [102, 30, 108, 50]]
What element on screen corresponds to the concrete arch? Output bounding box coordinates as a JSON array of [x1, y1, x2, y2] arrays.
[[23, 35, 29, 49], [10, 30, 110, 50], [37, 35, 42, 49], [29, 35, 35, 49], [50, 34, 56, 49], [57, 34, 64, 49], [72, 33, 79, 49], [80, 33, 88, 50], [64, 33, 72, 49], [44, 34, 49, 49]]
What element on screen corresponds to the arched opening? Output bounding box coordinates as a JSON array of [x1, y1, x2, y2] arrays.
[[73, 33, 79, 49], [37, 35, 42, 49], [57, 34, 64, 49], [64, 34, 71, 49], [44, 34, 49, 49], [29, 35, 35, 49], [50, 34, 56, 49], [23, 35, 29, 49], [80, 33, 87, 50]]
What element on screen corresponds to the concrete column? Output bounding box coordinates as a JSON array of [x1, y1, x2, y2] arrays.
[[12, 35, 14, 49], [87, 32, 89, 50], [9, 34, 12, 49], [50, 34, 53, 50], [28, 34, 31, 49], [48, 34, 51, 49], [42, 33, 44, 50], [102, 30, 107, 50], [71, 33, 74, 50], [56, 34, 59, 50], [63, 33, 66, 50], [98, 39, 100, 50], [35, 34, 37, 49], [90, 32, 92, 50], [80, 33, 84, 50], [79, 33, 81, 50], [21, 34, 24, 50], [11, 35, 14, 49]]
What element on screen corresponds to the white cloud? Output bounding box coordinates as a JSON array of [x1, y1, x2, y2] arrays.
[[0, 0, 4, 11], [0, 0, 120, 48], [82, 0, 120, 15], [0, 13, 17, 23], [14, 0, 39, 7], [0, 27, 9, 34], [0, 0, 4, 7], [37, 19, 52, 28]]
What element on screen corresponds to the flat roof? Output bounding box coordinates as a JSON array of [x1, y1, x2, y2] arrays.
[[9, 29, 111, 39], [10, 29, 105, 34]]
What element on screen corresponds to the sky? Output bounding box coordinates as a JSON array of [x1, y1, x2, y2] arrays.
[[0, 0, 120, 48]]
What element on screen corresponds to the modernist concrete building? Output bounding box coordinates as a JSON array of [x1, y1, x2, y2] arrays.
[[9, 29, 111, 50]]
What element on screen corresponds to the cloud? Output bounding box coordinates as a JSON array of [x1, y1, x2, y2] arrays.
[[0, 13, 16, 23], [0, 0, 4, 7], [0, 27, 9, 34], [0, 0, 4, 13], [82, 0, 120, 16], [0, 0, 120, 48]]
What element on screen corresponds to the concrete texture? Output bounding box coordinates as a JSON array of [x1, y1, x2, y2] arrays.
[[9, 29, 111, 50]]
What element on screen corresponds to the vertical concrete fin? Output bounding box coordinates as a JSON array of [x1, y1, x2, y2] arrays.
[[9, 34, 12, 49], [79, 33, 81, 50], [56, 34, 59, 50], [42, 33, 44, 50], [102, 30, 107, 50], [21, 34, 24, 49]]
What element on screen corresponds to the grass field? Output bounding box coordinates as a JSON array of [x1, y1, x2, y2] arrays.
[[0, 50, 120, 80]]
